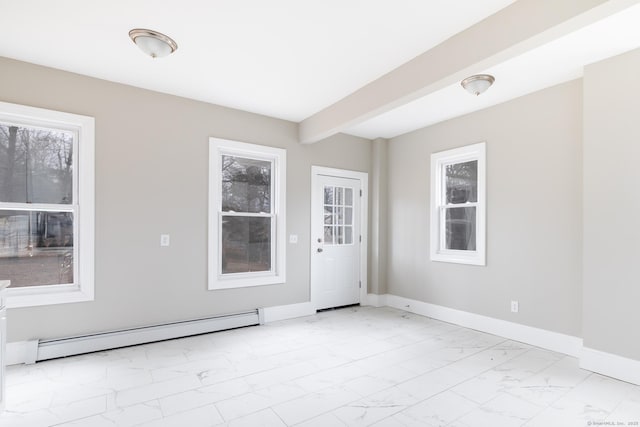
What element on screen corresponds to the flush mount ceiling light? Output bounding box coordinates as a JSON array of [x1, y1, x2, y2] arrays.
[[129, 28, 178, 58], [461, 74, 495, 96]]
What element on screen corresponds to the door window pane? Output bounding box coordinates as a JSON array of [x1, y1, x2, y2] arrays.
[[445, 207, 476, 250], [336, 207, 344, 225], [221, 155, 271, 213], [323, 185, 355, 246], [0, 210, 74, 287], [345, 226, 353, 244], [324, 226, 333, 244], [445, 160, 477, 204], [0, 124, 74, 204], [345, 188, 353, 205], [324, 186, 333, 204], [221, 216, 271, 274], [345, 207, 353, 225], [324, 206, 333, 225], [335, 187, 343, 205]]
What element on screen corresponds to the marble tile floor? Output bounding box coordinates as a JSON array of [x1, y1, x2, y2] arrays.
[[1, 306, 639, 427]]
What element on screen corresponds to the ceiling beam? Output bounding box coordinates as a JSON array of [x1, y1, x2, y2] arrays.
[[299, 0, 635, 144]]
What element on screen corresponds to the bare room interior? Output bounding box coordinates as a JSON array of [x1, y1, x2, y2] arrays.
[[1, 1, 640, 426]]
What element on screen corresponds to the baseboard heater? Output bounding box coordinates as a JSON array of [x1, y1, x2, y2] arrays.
[[34, 309, 261, 362]]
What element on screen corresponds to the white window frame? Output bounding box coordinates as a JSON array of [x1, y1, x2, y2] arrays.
[[430, 142, 486, 266], [0, 101, 95, 307], [208, 138, 286, 289]]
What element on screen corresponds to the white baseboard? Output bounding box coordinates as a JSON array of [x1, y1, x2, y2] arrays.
[[261, 302, 316, 323], [581, 347, 640, 386], [381, 294, 583, 358], [373, 294, 640, 385], [364, 293, 385, 308], [7, 340, 39, 365]]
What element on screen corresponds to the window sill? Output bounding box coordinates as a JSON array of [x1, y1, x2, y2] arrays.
[[208, 273, 286, 290], [6, 285, 94, 308], [431, 251, 485, 266]]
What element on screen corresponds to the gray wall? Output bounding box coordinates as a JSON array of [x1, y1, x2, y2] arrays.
[[583, 48, 640, 360], [0, 57, 371, 342], [6, 48, 640, 365], [370, 138, 389, 295], [387, 80, 583, 337]]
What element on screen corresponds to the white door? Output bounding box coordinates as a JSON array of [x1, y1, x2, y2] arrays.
[[311, 172, 362, 310]]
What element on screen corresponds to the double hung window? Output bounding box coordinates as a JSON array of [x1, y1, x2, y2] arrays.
[[0, 102, 94, 307], [208, 138, 286, 289], [430, 142, 485, 265]]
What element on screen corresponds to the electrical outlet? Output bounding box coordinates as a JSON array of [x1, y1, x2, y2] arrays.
[[511, 300, 519, 313], [160, 234, 170, 247], [289, 234, 298, 244]]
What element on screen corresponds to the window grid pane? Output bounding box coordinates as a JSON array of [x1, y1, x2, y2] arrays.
[[444, 206, 476, 251], [221, 155, 272, 213], [324, 226, 333, 244], [324, 186, 333, 205], [221, 215, 272, 274], [445, 160, 478, 205], [0, 123, 74, 205], [324, 206, 333, 225], [345, 226, 353, 244], [0, 209, 74, 287], [345, 207, 353, 226], [345, 188, 353, 205]]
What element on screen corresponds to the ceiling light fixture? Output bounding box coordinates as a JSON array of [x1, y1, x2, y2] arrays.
[[461, 74, 495, 96], [129, 28, 178, 59]]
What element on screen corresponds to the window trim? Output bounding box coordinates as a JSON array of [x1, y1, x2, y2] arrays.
[[430, 142, 486, 266], [208, 138, 286, 289], [0, 101, 95, 307]]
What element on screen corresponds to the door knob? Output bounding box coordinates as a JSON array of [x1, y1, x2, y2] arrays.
[[317, 248, 323, 253]]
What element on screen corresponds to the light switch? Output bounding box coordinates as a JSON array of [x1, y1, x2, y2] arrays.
[[160, 234, 170, 247], [289, 234, 298, 244]]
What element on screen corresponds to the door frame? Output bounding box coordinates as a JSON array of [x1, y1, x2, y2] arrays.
[[310, 166, 368, 310]]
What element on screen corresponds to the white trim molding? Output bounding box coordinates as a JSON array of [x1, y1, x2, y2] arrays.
[[263, 295, 585, 361], [6, 340, 39, 366], [260, 302, 316, 323], [364, 293, 385, 308], [363, 294, 640, 385], [581, 347, 640, 386], [372, 294, 582, 357]]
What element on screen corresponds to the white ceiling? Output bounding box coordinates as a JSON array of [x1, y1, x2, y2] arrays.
[[1, 1, 638, 141], [346, 2, 640, 139]]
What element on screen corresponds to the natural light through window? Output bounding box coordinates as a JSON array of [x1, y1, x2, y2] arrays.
[[208, 138, 286, 289], [0, 101, 95, 307], [430, 142, 486, 265]]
